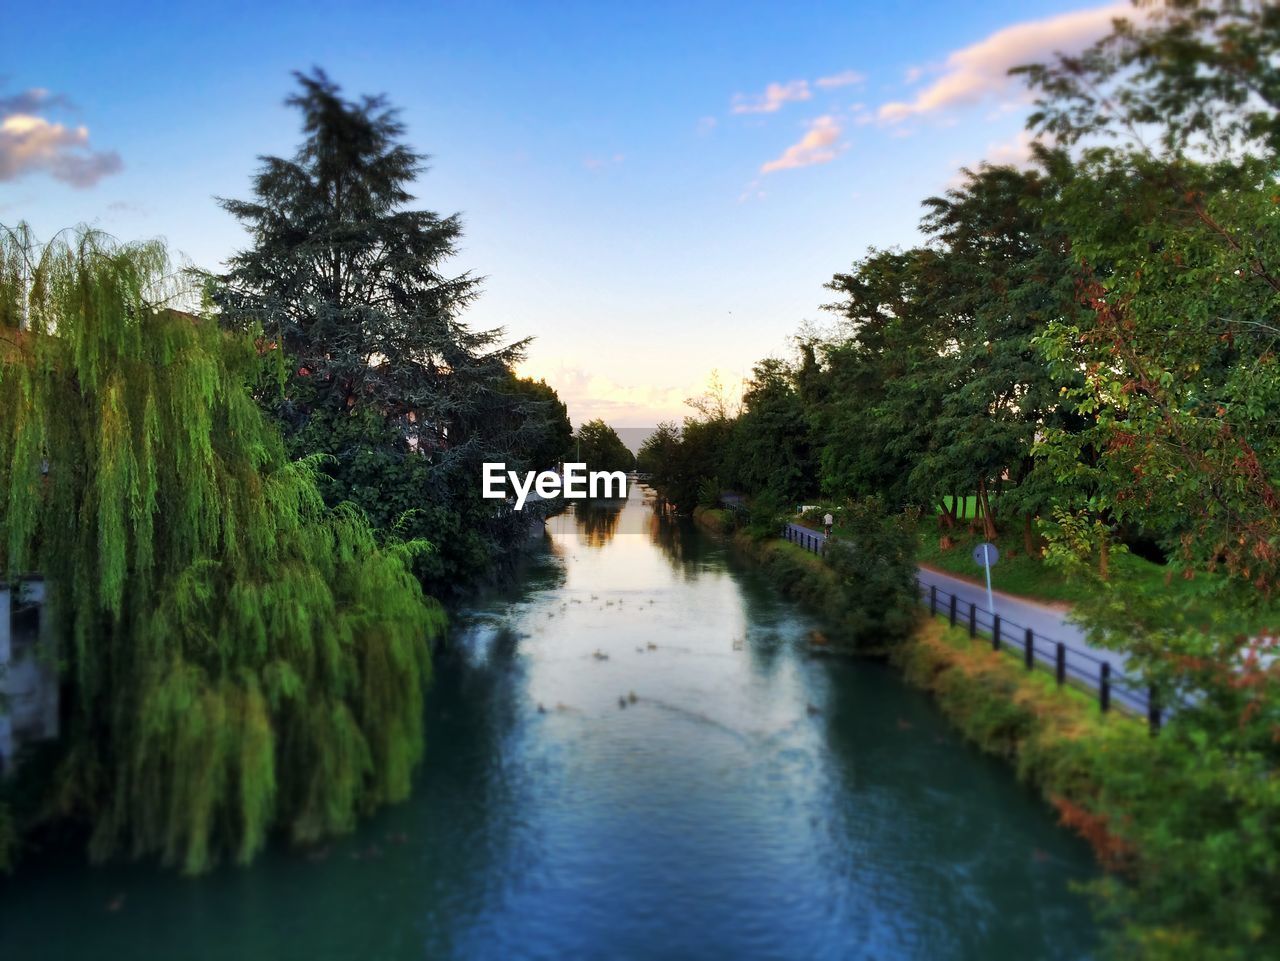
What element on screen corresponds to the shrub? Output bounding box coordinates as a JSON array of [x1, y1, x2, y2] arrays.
[[823, 499, 921, 644]]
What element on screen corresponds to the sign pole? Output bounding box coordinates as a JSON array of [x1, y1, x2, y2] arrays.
[[973, 542, 999, 613], [983, 544, 994, 613]]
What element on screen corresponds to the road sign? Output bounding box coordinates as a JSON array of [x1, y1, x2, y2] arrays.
[[972, 543, 999, 568]]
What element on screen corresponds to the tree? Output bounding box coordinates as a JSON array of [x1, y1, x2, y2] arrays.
[[917, 163, 1083, 547], [502, 375, 573, 472], [819, 247, 950, 511], [1017, 15, 1280, 953], [1022, 0, 1280, 593], [819, 165, 1084, 549], [723, 356, 818, 503], [1018, 0, 1280, 160], [0, 229, 439, 873], [572, 419, 635, 475], [637, 421, 680, 478], [215, 70, 545, 595]]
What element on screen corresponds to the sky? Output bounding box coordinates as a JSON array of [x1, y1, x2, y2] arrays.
[[2, 0, 1131, 427]]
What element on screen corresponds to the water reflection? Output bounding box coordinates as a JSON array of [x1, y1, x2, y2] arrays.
[[647, 508, 717, 578], [0, 483, 1099, 961], [572, 498, 626, 547]]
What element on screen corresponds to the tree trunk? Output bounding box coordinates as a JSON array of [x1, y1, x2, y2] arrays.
[[1099, 531, 1110, 580], [938, 499, 955, 529], [1023, 512, 1037, 557], [978, 477, 998, 540]]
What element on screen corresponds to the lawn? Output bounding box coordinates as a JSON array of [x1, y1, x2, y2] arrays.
[[937, 494, 979, 518], [916, 524, 1280, 635]]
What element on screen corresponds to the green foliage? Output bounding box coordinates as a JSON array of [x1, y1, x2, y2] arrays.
[[820, 164, 1082, 533], [722, 357, 818, 503], [822, 500, 921, 644], [572, 419, 635, 474], [214, 70, 558, 597], [890, 621, 1276, 959], [642, 415, 733, 513], [741, 489, 785, 541], [1018, 0, 1280, 160], [636, 421, 679, 477], [505, 375, 573, 471], [696, 475, 722, 510], [1082, 726, 1280, 960], [0, 228, 441, 873]]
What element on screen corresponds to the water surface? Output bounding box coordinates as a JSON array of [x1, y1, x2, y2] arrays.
[[0, 487, 1098, 960]]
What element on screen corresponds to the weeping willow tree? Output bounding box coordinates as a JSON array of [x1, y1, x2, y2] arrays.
[[0, 226, 442, 873]]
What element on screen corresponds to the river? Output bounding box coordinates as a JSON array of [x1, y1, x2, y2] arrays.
[[0, 486, 1098, 960]]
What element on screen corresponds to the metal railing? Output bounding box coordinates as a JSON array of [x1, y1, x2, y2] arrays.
[[782, 522, 827, 555], [782, 522, 1165, 734], [918, 581, 1163, 732]]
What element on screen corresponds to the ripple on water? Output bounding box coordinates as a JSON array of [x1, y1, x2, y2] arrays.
[[0, 493, 1099, 961]]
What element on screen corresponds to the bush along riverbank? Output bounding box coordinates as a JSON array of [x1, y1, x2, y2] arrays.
[[693, 507, 1280, 960], [694, 499, 919, 657]]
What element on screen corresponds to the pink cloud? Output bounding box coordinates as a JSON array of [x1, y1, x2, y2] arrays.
[[0, 89, 122, 188], [760, 116, 842, 174], [815, 70, 865, 89], [732, 80, 811, 115], [878, 3, 1129, 123]]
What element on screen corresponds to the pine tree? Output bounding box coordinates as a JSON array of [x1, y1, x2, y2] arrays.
[[215, 69, 551, 593]]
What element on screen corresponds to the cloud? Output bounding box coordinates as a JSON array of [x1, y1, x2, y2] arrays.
[[815, 70, 865, 89], [732, 79, 811, 115], [0, 88, 73, 115], [696, 116, 717, 135], [0, 89, 121, 188], [878, 3, 1128, 123], [984, 129, 1041, 167], [760, 115, 842, 174], [520, 361, 693, 425]]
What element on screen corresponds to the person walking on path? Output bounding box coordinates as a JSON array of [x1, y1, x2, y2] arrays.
[[823, 512, 834, 538]]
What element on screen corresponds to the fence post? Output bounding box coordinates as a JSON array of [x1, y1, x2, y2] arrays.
[[1024, 628, 1034, 670], [1055, 643, 1065, 686], [1100, 662, 1111, 713], [968, 602, 976, 639], [1148, 686, 1161, 735], [948, 594, 957, 627], [992, 615, 1001, 651], [930, 585, 937, 616]]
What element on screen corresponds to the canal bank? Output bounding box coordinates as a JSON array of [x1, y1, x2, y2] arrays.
[[690, 505, 1142, 846], [0, 488, 1099, 960], [692, 504, 1280, 958]]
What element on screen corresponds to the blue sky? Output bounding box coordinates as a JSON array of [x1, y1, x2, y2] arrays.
[[2, 0, 1128, 425]]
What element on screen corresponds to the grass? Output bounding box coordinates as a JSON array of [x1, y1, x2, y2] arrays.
[[693, 506, 733, 535], [893, 618, 1155, 883], [916, 526, 1098, 606], [914, 524, 1280, 633], [937, 494, 979, 518], [898, 617, 1133, 743], [737, 505, 1278, 956]]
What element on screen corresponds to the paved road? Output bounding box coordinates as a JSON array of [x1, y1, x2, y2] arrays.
[[781, 522, 1148, 712]]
